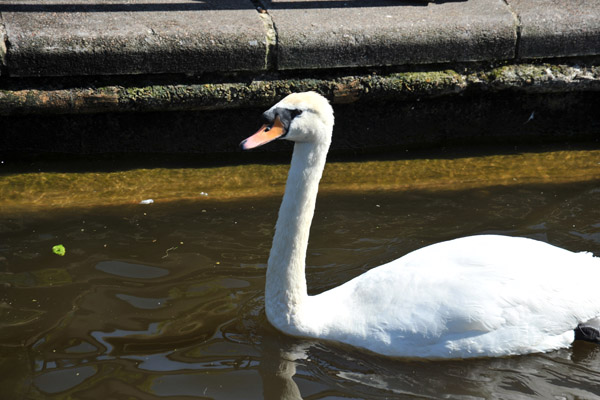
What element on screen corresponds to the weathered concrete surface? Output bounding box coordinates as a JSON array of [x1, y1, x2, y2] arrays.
[[267, 0, 516, 69], [506, 0, 600, 59], [0, 0, 268, 77], [1, 0, 600, 77]]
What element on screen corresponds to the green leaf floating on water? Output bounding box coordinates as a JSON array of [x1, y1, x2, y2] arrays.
[[52, 244, 66, 256]]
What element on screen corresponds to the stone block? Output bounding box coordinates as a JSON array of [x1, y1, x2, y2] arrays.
[[507, 0, 600, 58], [264, 0, 517, 69], [0, 0, 268, 77]]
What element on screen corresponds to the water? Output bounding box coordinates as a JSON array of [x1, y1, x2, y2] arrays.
[[1, 151, 600, 399]]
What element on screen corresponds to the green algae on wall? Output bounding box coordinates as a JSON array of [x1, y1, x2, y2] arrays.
[[1, 63, 599, 116]]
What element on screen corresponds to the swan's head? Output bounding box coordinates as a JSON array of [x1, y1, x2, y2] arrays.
[[241, 91, 334, 150]]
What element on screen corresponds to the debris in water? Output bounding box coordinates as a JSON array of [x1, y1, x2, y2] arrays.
[[524, 111, 535, 124], [162, 246, 178, 259], [52, 244, 66, 256], [139, 199, 154, 204]]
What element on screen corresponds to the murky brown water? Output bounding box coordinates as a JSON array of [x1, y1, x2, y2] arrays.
[[1, 151, 600, 399]]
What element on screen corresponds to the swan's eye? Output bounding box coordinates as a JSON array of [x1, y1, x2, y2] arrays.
[[291, 109, 303, 119]]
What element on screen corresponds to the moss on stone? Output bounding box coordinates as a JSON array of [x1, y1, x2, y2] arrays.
[[0, 62, 599, 116]]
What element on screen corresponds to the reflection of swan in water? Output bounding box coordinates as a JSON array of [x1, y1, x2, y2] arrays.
[[242, 91, 600, 359], [261, 356, 302, 400], [258, 338, 600, 399], [259, 337, 305, 400], [332, 347, 599, 399]]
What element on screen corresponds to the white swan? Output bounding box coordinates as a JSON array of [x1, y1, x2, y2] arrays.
[[241, 91, 600, 359]]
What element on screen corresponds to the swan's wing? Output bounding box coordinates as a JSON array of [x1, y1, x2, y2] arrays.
[[309, 235, 600, 357]]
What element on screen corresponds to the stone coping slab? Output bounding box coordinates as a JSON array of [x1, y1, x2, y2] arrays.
[[0, 0, 268, 77], [266, 0, 516, 69], [0, 0, 599, 77], [506, 0, 600, 59]]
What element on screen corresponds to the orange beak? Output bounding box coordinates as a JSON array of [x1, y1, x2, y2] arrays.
[[240, 116, 286, 150]]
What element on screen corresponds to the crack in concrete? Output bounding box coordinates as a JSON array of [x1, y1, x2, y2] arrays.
[[251, 0, 278, 71], [502, 0, 522, 60]]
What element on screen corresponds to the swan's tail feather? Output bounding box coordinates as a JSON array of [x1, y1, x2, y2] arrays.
[[574, 324, 600, 343]]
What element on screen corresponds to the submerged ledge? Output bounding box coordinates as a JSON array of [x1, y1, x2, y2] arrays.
[[1, 149, 599, 214]]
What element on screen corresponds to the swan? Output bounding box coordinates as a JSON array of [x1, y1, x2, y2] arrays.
[[240, 91, 600, 359]]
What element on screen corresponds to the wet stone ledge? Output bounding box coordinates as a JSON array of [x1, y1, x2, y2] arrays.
[[1, 63, 600, 116]]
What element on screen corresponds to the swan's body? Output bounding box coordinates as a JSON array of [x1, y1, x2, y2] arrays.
[[241, 91, 600, 359]]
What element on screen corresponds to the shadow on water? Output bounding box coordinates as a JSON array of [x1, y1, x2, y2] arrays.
[[2, 141, 599, 175]]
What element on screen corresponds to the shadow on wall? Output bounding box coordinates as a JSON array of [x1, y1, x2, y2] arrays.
[[0, 0, 467, 13]]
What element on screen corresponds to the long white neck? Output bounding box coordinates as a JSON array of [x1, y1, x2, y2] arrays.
[[265, 138, 331, 332]]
